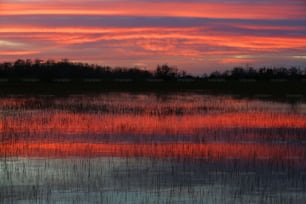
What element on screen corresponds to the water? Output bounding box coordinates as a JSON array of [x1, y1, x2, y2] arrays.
[[0, 93, 306, 203]]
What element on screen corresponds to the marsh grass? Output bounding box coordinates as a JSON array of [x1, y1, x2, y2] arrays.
[[0, 93, 306, 203]]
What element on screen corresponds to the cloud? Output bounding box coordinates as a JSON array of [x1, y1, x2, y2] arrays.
[[0, 50, 40, 56], [0, 40, 25, 48], [2, 1, 305, 19], [1, 0, 306, 73]]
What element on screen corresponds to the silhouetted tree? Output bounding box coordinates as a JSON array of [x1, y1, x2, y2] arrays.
[[155, 64, 179, 80], [0, 59, 305, 81]]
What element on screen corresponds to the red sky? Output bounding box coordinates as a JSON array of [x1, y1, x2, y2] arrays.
[[1, 0, 306, 73]]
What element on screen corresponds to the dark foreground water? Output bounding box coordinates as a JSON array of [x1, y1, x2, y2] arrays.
[[0, 93, 306, 203]]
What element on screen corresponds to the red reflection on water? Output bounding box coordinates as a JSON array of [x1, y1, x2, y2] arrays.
[[1, 112, 306, 136], [1, 142, 305, 162]]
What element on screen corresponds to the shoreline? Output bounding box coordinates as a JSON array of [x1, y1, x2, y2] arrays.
[[0, 80, 305, 102]]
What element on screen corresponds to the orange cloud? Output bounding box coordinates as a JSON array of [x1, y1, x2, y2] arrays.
[[0, 50, 40, 55], [219, 58, 257, 65], [1, 2, 305, 19], [2, 26, 306, 50]]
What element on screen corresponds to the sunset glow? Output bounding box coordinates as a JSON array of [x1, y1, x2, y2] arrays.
[[2, 2, 304, 19], [1, 0, 305, 73]]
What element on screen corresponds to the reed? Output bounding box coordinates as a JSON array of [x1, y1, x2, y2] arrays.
[[0, 93, 305, 203]]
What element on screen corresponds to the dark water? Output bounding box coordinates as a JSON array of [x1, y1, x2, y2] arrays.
[[0, 93, 306, 203]]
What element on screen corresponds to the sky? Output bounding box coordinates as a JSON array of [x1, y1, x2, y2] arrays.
[[0, 0, 306, 74]]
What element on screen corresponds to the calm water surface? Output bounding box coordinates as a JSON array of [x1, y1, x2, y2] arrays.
[[0, 93, 306, 203]]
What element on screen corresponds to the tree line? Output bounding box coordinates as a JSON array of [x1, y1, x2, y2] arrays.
[[0, 59, 305, 81], [208, 66, 305, 80]]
